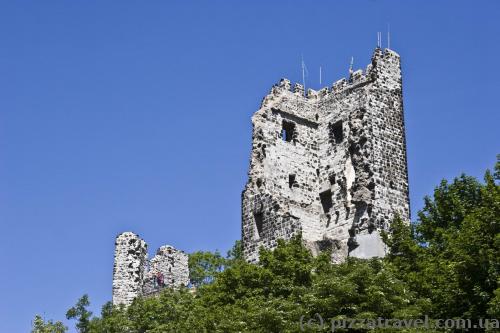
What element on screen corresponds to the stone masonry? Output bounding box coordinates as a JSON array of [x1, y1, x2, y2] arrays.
[[112, 232, 189, 306], [242, 47, 410, 263]]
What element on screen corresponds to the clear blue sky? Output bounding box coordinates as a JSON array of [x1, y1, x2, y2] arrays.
[[1, 1, 499, 331]]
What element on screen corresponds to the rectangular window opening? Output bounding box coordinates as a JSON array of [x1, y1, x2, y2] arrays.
[[282, 120, 296, 142], [254, 212, 264, 236], [330, 121, 343, 144], [320, 190, 333, 214], [288, 174, 296, 189]]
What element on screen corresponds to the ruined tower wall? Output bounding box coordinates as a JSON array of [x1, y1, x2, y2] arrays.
[[314, 75, 373, 260], [242, 48, 410, 263], [242, 82, 323, 262], [112, 232, 189, 306], [112, 232, 148, 306], [369, 49, 410, 227], [142, 245, 189, 296]]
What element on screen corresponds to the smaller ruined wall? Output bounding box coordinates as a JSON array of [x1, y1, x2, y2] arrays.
[[142, 245, 189, 296], [112, 232, 189, 306]]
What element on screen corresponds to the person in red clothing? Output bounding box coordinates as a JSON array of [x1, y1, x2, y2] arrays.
[[156, 272, 165, 288]]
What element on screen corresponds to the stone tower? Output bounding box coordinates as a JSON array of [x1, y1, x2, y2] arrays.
[[241, 47, 410, 263], [112, 232, 189, 306], [112, 232, 148, 306]]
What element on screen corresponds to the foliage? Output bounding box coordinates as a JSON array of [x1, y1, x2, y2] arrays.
[[188, 250, 226, 287], [66, 294, 92, 333], [188, 240, 244, 287], [31, 315, 67, 333], [226, 239, 244, 266], [384, 157, 500, 319]]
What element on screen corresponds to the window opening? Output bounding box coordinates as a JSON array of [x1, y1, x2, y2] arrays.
[[330, 121, 343, 143], [282, 120, 296, 142], [254, 212, 264, 236], [288, 174, 296, 189], [320, 190, 333, 214]]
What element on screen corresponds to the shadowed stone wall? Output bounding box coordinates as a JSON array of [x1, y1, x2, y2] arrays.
[[242, 48, 410, 263]]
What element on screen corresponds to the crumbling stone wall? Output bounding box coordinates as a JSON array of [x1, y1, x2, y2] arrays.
[[142, 245, 189, 296], [112, 232, 148, 306], [112, 232, 189, 306], [242, 48, 410, 263]]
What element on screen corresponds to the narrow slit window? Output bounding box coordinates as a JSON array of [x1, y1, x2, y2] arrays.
[[282, 120, 296, 142], [254, 212, 264, 236], [320, 190, 333, 214], [330, 121, 343, 143], [288, 174, 296, 189]]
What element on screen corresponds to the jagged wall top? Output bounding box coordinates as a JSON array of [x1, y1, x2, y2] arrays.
[[261, 48, 400, 108]]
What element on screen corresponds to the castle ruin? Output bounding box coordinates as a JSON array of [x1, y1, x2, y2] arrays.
[[112, 232, 189, 306], [112, 47, 410, 305], [242, 47, 410, 263]]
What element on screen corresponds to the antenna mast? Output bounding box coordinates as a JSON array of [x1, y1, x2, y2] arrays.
[[301, 55, 308, 96], [319, 66, 322, 86], [387, 23, 391, 49]]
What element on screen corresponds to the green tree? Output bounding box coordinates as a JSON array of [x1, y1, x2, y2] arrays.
[[86, 302, 131, 333], [226, 239, 244, 267], [188, 240, 244, 288], [417, 174, 483, 248], [66, 294, 92, 333], [382, 215, 422, 272], [31, 315, 67, 333], [385, 157, 500, 319], [188, 250, 226, 287]]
